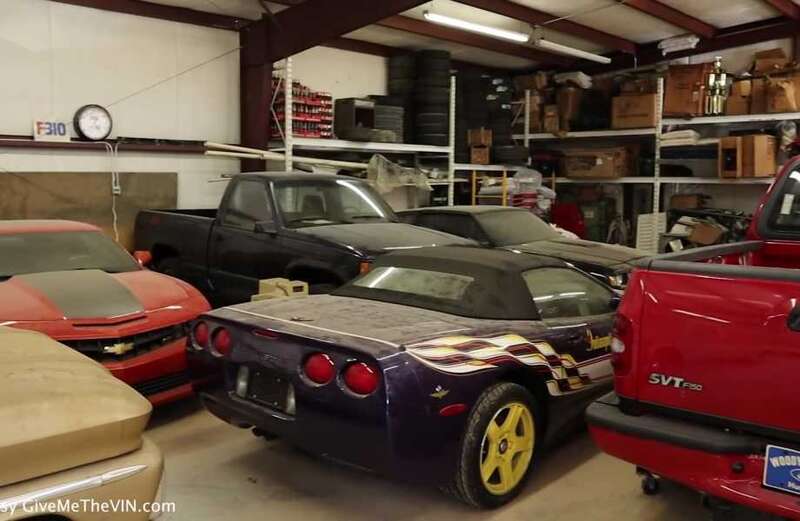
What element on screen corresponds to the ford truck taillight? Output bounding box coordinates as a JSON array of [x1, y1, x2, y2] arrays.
[[611, 314, 633, 376]]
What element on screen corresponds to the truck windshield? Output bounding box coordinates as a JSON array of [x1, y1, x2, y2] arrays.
[[274, 178, 395, 228], [0, 231, 140, 278], [477, 210, 559, 246]]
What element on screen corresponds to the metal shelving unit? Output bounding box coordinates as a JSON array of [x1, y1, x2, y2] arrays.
[[512, 77, 788, 247], [271, 57, 457, 205]]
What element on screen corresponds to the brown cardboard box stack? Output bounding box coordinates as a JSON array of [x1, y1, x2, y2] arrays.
[[664, 63, 712, 117], [469, 128, 492, 165], [612, 93, 658, 129], [561, 147, 632, 179], [513, 73, 549, 133], [718, 134, 776, 178]]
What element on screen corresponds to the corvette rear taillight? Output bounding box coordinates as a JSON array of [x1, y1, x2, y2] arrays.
[[212, 327, 232, 356], [343, 362, 379, 395], [193, 321, 209, 348], [611, 314, 633, 375], [303, 353, 335, 385]]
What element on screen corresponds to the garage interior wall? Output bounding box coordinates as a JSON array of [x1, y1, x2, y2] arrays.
[[0, 0, 390, 214]]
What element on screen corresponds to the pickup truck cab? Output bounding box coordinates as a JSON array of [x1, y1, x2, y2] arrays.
[[135, 172, 473, 306], [587, 157, 800, 518]]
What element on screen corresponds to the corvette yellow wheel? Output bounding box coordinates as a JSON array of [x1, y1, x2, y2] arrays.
[[447, 383, 540, 508], [479, 402, 535, 495]]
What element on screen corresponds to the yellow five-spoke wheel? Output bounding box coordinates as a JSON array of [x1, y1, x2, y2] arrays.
[[479, 402, 535, 495], [449, 382, 540, 508]]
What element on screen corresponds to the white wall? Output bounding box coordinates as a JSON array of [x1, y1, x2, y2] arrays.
[[0, 3, 391, 209], [291, 46, 388, 99], [0, 0, 241, 208]]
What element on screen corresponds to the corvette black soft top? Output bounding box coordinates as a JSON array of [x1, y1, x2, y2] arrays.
[[333, 245, 566, 320]]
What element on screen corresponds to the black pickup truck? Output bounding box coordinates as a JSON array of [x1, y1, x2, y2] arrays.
[[135, 172, 472, 305]]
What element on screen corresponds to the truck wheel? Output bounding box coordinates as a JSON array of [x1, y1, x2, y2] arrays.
[[449, 383, 540, 508]]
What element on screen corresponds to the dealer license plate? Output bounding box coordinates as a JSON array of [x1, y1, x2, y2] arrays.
[[763, 444, 800, 496], [246, 368, 289, 411]]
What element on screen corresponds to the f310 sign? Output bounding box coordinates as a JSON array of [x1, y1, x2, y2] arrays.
[[33, 119, 70, 142]]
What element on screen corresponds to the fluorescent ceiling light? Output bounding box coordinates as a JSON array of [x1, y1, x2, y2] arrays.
[[658, 35, 700, 55], [423, 11, 530, 43], [533, 37, 611, 64]]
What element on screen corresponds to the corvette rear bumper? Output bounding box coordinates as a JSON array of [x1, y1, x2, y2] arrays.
[[103, 338, 193, 406], [587, 393, 800, 520]]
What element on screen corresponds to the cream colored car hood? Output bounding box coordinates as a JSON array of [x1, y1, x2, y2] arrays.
[[0, 327, 152, 487]]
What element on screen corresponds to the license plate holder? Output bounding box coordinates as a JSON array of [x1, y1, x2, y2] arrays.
[[246, 368, 289, 411], [763, 444, 800, 496]]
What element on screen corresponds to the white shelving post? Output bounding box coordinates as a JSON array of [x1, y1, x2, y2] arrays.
[[448, 75, 456, 206], [283, 57, 293, 173]]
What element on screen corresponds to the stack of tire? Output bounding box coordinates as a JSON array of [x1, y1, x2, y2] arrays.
[[460, 69, 491, 163], [369, 95, 405, 143], [488, 76, 528, 166], [387, 55, 417, 143], [414, 50, 451, 147], [454, 73, 469, 163]]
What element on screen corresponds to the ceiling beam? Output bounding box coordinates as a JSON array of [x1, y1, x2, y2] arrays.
[[49, 0, 247, 30], [763, 0, 800, 21], [587, 16, 799, 73], [378, 15, 571, 66], [454, 0, 637, 54], [623, 0, 717, 39], [265, 0, 429, 61]]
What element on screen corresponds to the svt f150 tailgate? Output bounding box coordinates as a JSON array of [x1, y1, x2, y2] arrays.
[[616, 246, 800, 440]]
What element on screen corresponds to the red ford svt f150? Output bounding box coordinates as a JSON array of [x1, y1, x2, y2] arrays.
[[587, 157, 800, 519]]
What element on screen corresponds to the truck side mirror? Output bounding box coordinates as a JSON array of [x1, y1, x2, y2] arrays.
[[133, 250, 153, 267], [254, 220, 277, 234]]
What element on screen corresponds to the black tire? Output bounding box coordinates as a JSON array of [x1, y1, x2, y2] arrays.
[[389, 54, 415, 69], [416, 76, 451, 88], [415, 87, 450, 104], [369, 95, 405, 107], [448, 383, 540, 508], [494, 145, 528, 164], [416, 112, 448, 125], [416, 49, 451, 60], [389, 79, 415, 95], [417, 133, 449, 146], [375, 106, 404, 118]]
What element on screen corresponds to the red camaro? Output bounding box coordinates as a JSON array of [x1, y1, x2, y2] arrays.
[[0, 220, 210, 405]]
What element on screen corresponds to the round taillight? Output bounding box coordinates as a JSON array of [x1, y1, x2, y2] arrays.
[[303, 353, 335, 385], [212, 328, 232, 356], [343, 362, 379, 395], [193, 321, 209, 348]]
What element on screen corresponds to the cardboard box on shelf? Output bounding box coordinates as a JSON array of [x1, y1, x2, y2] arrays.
[[611, 93, 657, 129], [468, 128, 492, 147], [719, 135, 777, 178], [743, 135, 776, 177], [514, 72, 549, 92], [557, 86, 582, 132], [470, 146, 490, 165], [543, 104, 559, 134], [561, 147, 630, 179], [725, 79, 751, 115], [620, 77, 658, 95], [751, 78, 768, 114], [767, 73, 800, 113], [753, 48, 789, 75], [664, 63, 712, 117]]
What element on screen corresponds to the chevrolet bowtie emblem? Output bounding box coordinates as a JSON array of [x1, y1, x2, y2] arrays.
[[104, 342, 135, 355]]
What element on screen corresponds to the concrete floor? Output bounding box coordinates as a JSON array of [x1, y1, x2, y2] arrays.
[[147, 399, 721, 521]]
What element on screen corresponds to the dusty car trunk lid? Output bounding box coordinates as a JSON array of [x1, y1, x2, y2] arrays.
[[213, 295, 475, 358], [0, 327, 152, 487]]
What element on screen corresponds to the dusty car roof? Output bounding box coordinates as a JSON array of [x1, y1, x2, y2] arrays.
[[398, 205, 524, 216], [380, 245, 566, 271], [335, 246, 566, 320], [0, 219, 100, 235]]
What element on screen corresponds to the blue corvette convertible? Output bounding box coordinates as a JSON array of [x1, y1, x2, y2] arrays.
[[189, 246, 617, 508]]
